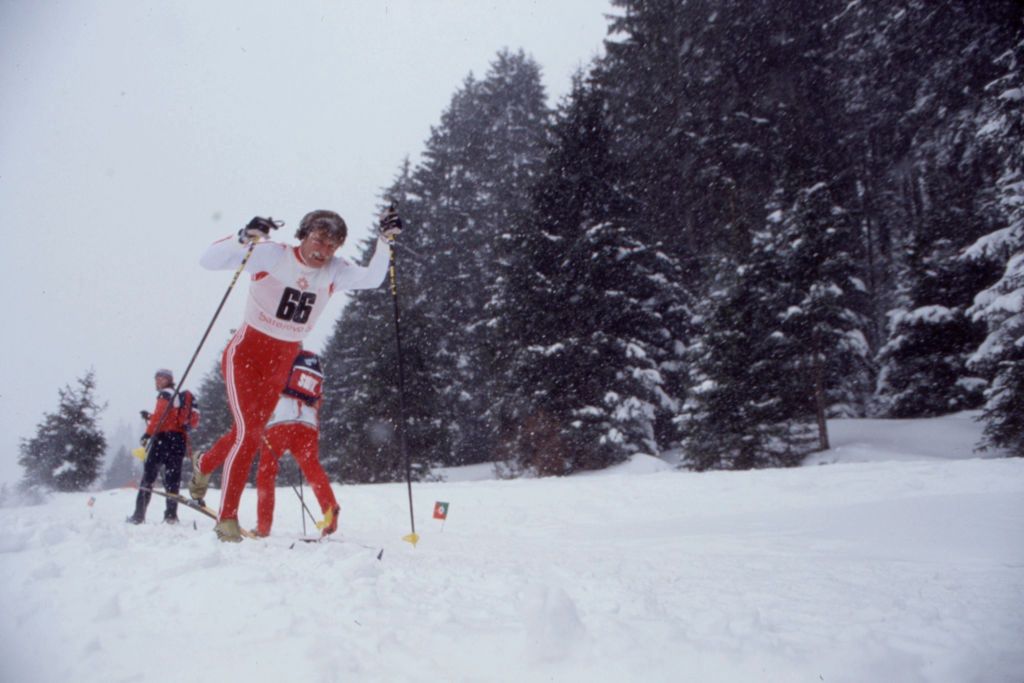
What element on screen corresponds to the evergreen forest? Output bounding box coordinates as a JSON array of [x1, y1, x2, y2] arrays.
[[318, 0, 1024, 480]]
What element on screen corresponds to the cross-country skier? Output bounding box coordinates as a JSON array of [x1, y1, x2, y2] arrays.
[[189, 208, 401, 542], [251, 349, 338, 538], [127, 369, 200, 524]]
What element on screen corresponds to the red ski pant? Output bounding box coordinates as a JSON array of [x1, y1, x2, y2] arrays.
[[198, 325, 300, 521], [255, 422, 338, 536]]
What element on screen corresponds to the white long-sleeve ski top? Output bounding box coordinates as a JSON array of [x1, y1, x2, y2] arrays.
[[266, 394, 319, 429], [200, 235, 391, 342]]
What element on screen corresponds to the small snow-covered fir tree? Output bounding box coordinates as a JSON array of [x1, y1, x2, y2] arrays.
[[19, 371, 106, 492]]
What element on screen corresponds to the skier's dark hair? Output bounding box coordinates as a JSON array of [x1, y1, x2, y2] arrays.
[[296, 210, 347, 244]]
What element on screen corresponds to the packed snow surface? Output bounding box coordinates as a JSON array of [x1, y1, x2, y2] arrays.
[[1, 413, 1022, 682]]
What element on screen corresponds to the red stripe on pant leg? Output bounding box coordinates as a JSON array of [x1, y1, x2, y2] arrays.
[[218, 327, 251, 518]]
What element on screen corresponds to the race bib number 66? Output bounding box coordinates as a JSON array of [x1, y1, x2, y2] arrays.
[[276, 287, 316, 323]]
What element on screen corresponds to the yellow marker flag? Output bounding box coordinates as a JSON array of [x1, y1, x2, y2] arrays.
[[402, 532, 420, 547], [131, 447, 147, 461]]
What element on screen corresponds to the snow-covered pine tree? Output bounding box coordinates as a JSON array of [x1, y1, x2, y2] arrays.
[[875, 236, 996, 417], [556, 217, 681, 470], [862, 1, 1017, 418], [401, 77, 493, 467], [778, 182, 872, 447], [496, 73, 621, 475], [600, 0, 846, 445], [474, 50, 553, 458], [965, 34, 1024, 456], [498, 70, 690, 474], [600, 0, 863, 462], [320, 50, 550, 472], [423, 51, 550, 467], [682, 213, 816, 470], [18, 370, 106, 492]]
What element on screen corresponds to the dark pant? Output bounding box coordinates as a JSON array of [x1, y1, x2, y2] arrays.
[[132, 432, 187, 521]]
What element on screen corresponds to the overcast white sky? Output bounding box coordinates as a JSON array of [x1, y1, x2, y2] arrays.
[[0, 0, 612, 485]]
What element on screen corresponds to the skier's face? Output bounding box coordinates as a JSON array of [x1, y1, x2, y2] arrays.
[[299, 229, 342, 268], [154, 376, 172, 390]]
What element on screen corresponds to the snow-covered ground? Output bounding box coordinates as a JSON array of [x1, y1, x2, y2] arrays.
[[1, 413, 1022, 682]]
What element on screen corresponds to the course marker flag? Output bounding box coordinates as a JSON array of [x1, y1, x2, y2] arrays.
[[433, 501, 449, 520]]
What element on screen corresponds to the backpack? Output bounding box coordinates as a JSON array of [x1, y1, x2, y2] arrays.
[[282, 351, 324, 406], [174, 390, 200, 432]]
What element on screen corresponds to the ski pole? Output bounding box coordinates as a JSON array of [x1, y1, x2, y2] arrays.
[[385, 209, 419, 547], [297, 468, 308, 536]]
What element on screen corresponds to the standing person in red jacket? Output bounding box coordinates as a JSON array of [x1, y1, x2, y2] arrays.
[[127, 369, 200, 524], [190, 208, 401, 542], [252, 350, 339, 538]]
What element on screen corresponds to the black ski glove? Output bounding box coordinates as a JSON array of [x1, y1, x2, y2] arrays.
[[140, 434, 150, 448], [140, 410, 151, 421], [238, 216, 282, 244], [379, 205, 403, 240]]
